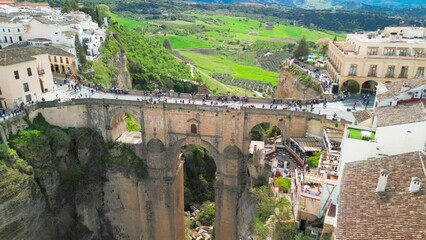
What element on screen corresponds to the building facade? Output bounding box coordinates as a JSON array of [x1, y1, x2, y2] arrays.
[[0, 47, 54, 109], [0, 15, 28, 48], [327, 27, 426, 93]]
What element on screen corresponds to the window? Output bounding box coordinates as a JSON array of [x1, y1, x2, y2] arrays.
[[399, 66, 409, 78], [18, 36, 22, 41], [25, 94, 32, 102], [66, 58, 69, 64], [17, 28, 20, 32], [368, 65, 378, 77], [398, 48, 408, 56], [60, 57, 63, 63], [23, 83, 29, 92], [190, 124, 197, 134], [348, 64, 357, 76], [27, 67, 32, 76], [386, 66, 395, 78], [14, 70, 19, 79], [7, 29, 10, 33], [54, 56, 57, 62], [55, 32, 58, 34], [0, 87, 2, 95], [4, 36, 7, 43], [383, 48, 395, 56], [414, 49, 425, 57], [416, 67, 425, 78], [367, 47, 378, 55], [2, 29, 4, 32], [9, 36, 12, 43]]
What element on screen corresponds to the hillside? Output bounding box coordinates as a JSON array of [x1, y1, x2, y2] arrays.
[[88, 23, 197, 92], [188, 0, 424, 8]]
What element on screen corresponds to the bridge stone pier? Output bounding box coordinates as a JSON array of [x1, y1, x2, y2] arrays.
[[28, 99, 346, 240]]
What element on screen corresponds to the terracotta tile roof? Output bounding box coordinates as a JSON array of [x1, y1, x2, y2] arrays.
[[336, 151, 426, 240], [352, 110, 373, 123], [377, 78, 426, 101], [16, 2, 50, 7], [375, 101, 426, 127], [0, 0, 13, 4], [0, 48, 36, 65], [0, 45, 74, 65]]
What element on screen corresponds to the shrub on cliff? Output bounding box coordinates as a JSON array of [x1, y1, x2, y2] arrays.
[[103, 142, 148, 180], [10, 130, 53, 168]]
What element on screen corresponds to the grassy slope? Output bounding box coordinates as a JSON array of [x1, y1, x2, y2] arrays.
[[154, 35, 215, 49], [180, 50, 278, 85], [110, 13, 147, 29]]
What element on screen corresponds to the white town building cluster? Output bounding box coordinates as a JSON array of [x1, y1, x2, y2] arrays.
[[0, 3, 106, 63], [0, 2, 105, 109]]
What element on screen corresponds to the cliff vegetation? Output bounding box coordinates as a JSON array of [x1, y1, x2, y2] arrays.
[[0, 114, 147, 239]]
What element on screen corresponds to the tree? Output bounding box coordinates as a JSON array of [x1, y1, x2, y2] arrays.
[[346, 81, 360, 93], [74, 35, 87, 68], [163, 38, 172, 52], [316, 38, 330, 59], [62, 0, 79, 13], [333, 35, 337, 42], [96, 4, 110, 27], [293, 36, 310, 59]]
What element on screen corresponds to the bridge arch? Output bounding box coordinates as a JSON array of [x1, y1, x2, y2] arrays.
[[168, 137, 221, 174], [166, 137, 244, 240], [247, 117, 286, 143], [109, 106, 142, 142]]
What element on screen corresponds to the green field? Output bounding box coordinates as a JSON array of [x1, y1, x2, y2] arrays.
[[180, 50, 278, 85], [154, 35, 217, 49], [148, 14, 345, 50], [113, 13, 344, 95], [110, 13, 147, 29]]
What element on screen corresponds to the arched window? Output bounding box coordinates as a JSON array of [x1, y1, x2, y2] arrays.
[[191, 124, 197, 134]]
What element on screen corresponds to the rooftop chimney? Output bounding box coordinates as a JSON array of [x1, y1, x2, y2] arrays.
[[376, 169, 389, 193], [409, 177, 422, 193]]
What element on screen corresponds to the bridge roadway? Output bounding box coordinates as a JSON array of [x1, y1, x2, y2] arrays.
[[42, 83, 358, 123]]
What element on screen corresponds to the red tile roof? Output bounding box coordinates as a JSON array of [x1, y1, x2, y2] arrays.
[[0, 0, 13, 5], [336, 152, 426, 240]]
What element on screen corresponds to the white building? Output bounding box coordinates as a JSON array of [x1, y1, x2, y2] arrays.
[[0, 6, 105, 63], [0, 15, 30, 48]]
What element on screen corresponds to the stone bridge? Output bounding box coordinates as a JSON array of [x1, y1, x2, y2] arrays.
[[27, 98, 346, 240]]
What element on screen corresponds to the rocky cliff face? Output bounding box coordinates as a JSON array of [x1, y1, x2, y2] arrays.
[[0, 115, 147, 240], [273, 65, 320, 99], [111, 51, 132, 89]]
